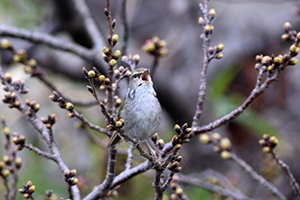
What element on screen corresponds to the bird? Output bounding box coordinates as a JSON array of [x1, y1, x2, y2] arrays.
[[107, 67, 162, 147]]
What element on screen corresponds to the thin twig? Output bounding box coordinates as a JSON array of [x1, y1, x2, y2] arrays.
[[178, 174, 253, 200], [270, 150, 300, 196], [192, 0, 212, 127], [23, 144, 56, 161], [72, 109, 109, 136], [230, 153, 286, 200]]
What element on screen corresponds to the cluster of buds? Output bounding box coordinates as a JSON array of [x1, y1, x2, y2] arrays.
[[151, 133, 166, 150], [41, 114, 57, 129], [107, 118, 124, 132], [170, 177, 188, 200], [172, 123, 192, 147], [49, 91, 69, 109], [113, 65, 131, 80], [24, 100, 40, 117], [281, 22, 298, 41], [12, 132, 26, 151], [64, 169, 79, 186], [255, 53, 297, 74], [19, 181, 36, 199], [142, 37, 169, 57], [83, 67, 109, 91], [167, 155, 183, 173], [0, 39, 40, 75], [103, 47, 121, 67], [120, 54, 140, 71], [200, 133, 232, 160], [2, 72, 29, 94], [12, 49, 27, 63], [259, 134, 279, 153], [208, 43, 224, 60], [0, 157, 10, 179], [198, 7, 216, 35]]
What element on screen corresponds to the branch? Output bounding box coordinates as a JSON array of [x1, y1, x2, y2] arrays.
[[23, 144, 56, 162], [72, 0, 104, 50], [230, 153, 286, 200], [0, 25, 104, 67], [178, 174, 253, 200], [192, 1, 212, 127], [270, 150, 300, 196], [83, 145, 118, 200]]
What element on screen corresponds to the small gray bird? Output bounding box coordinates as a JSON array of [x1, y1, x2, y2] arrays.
[[107, 68, 162, 147]]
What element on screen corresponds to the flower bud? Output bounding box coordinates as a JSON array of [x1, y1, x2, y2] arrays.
[[109, 59, 117, 67], [112, 34, 119, 45], [220, 151, 231, 160], [199, 133, 210, 144], [1, 39, 12, 49], [220, 138, 231, 150], [88, 70, 96, 78], [198, 17, 205, 26], [113, 50, 121, 60]]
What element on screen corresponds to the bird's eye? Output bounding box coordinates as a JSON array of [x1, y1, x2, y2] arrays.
[[131, 74, 140, 79]]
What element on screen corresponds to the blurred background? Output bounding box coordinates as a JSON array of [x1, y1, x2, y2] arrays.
[[1, 0, 300, 199]]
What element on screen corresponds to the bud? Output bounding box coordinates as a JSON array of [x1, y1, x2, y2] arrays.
[[65, 102, 74, 111], [109, 59, 117, 67], [289, 58, 298, 65], [103, 46, 110, 55], [281, 34, 289, 41], [198, 17, 205, 25], [212, 132, 220, 141], [98, 74, 105, 82], [28, 59, 37, 67], [217, 43, 224, 52], [158, 139, 165, 149], [113, 50, 121, 60], [199, 133, 210, 144], [220, 151, 231, 160], [220, 138, 231, 150], [133, 54, 140, 65], [297, 32, 300, 40], [15, 157, 22, 169], [263, 146, 270, 153], [174, 124, 181, 134], [283, 22, 291, 31], [208, 9, 216, 19], [112, 34, 119, 45], [99, 85, 106, 90], [2, 169, 10, 178], [3, 127, 10, 135], [274, 56, 283, 64], [159, 48, 169, 57], [215, 53, 223, 59], [1, 39, 12, 49], [88, 70, 96, 78], [115, 120, 123, 127]]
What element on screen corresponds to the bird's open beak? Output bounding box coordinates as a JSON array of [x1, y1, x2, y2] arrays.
[[141, 71, 151, 83]]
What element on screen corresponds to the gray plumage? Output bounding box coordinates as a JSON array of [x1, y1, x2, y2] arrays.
[[107, 68, 162, 147]]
